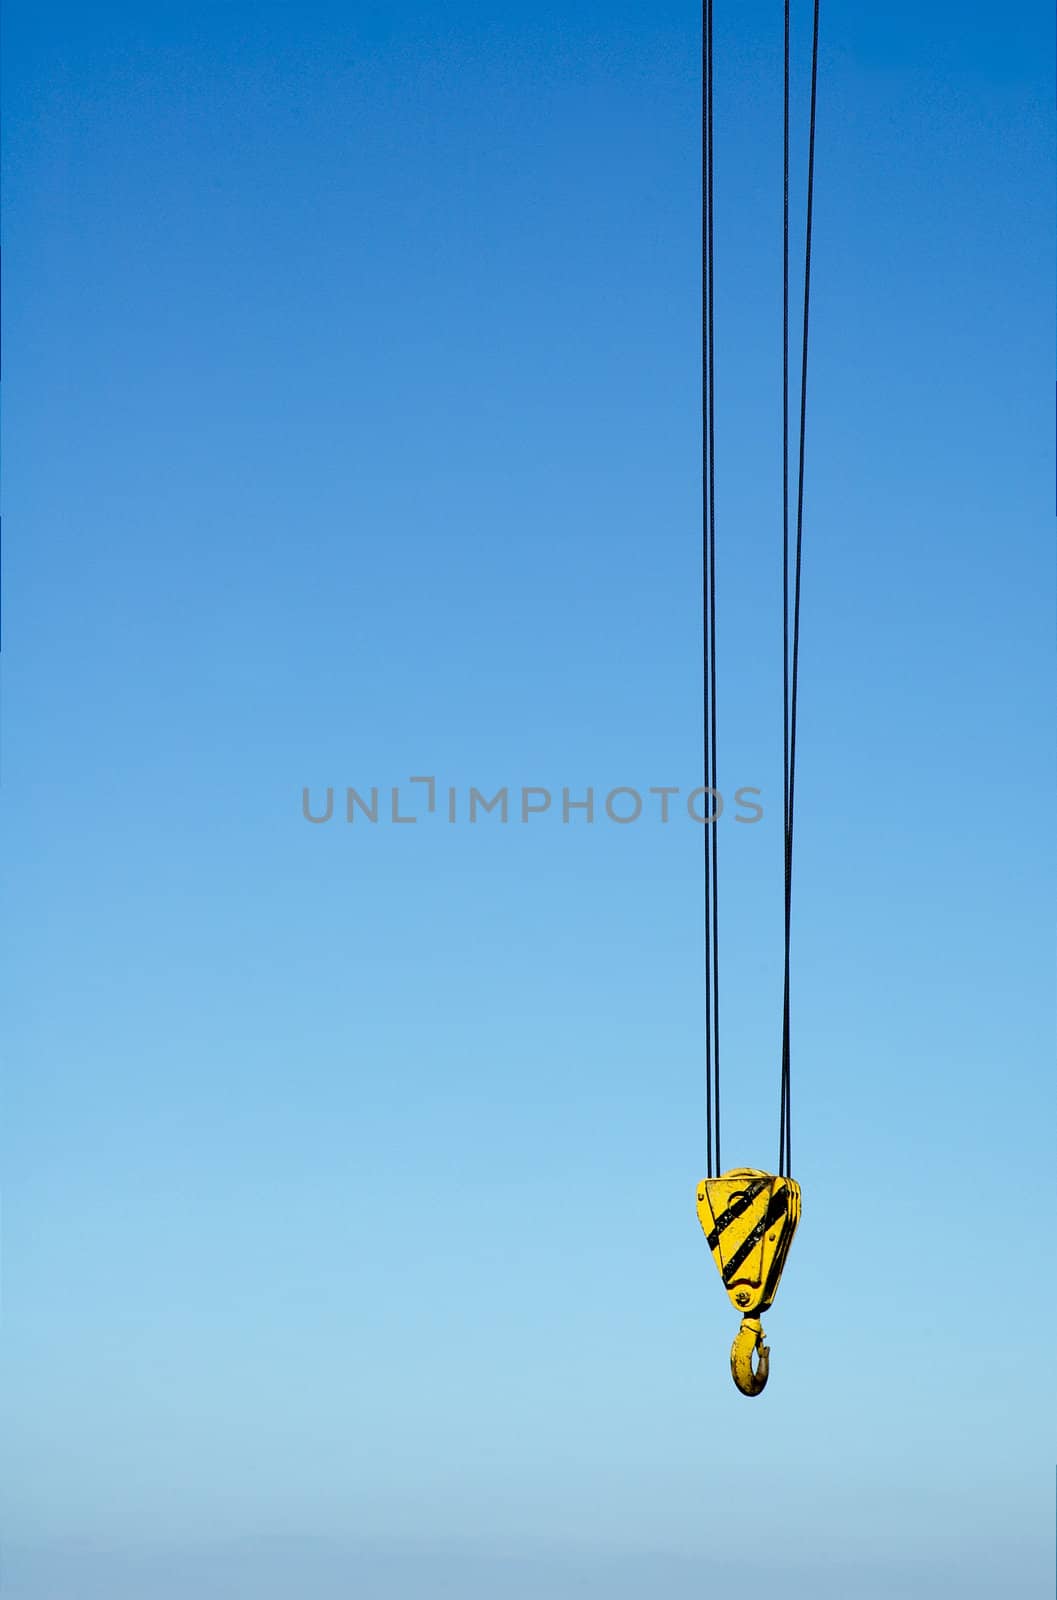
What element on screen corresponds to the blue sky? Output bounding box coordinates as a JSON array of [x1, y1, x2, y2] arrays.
[[2, 1, 1054, 1595]]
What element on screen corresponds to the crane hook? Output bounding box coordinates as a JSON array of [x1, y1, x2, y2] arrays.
[[696, 1169, 800, 1396], [730, 1316, 769, 1396]]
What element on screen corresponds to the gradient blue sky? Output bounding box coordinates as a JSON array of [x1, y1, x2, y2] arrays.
[[3, 2, 1054, 1595]]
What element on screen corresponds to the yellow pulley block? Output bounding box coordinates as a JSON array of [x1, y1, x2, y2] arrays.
[[695, 1167, 801, 1397]]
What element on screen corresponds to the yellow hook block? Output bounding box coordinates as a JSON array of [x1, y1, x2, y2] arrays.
[[695, 1168, 801, 1396]]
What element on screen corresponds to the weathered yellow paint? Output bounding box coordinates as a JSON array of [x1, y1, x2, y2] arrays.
[[695, 1167, 801, 1396]]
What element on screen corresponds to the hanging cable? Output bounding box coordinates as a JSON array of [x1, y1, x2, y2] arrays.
[[702, 0, 720, 1179], [779, 0, 820, 1177], [707, 0, 720, 1179], [779, 0, 791, 1178], [702, 0, 819, 1183]]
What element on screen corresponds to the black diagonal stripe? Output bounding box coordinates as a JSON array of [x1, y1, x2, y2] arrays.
[[721, 1187, 789, 1284], [704, 1179, 769, 1251]]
